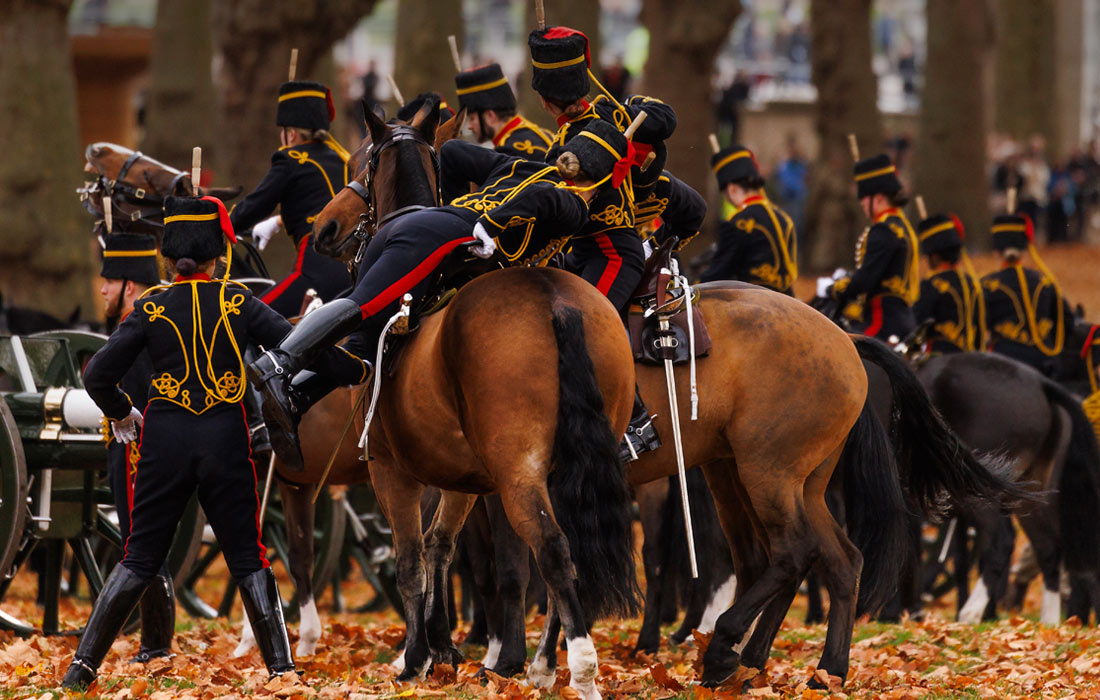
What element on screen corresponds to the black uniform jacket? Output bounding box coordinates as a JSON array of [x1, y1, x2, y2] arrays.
[[229, 140, 349, 244], [491, 115, 554, 160], [546, 94, 677, 203], [440, 140, 589, 265], [84, 276, 292, 420], [636, 171, 707, 251], [834, 208, 920, 309], [702, 195, 797, 293], [913, 267, 984, 353], [981, 263, 1071, 354]]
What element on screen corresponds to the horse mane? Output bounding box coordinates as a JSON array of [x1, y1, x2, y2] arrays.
[[391, 139, 439, 210]]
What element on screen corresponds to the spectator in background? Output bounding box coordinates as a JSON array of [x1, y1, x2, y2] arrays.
[[1018, 133, 1050, 236], [348, 60, 381, 140], [991, 139, 1023, 214], [601, 56, 632, 103], [1046, 160, 1075, 243], [774, 133, 808, 241], [716, 71, 751, 143]]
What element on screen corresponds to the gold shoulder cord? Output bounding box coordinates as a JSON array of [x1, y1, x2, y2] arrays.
[[1013, 262, 1064, 356], [1083, 331, 1100, 443]]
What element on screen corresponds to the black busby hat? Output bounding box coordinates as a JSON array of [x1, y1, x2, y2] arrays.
[[854, 153, 902, 199], [991, 213, 1032, 251], [396, 91, 455, 123], [162, 196, 237, 264], [560, 119, 629, 184], [455, 63, 516, 113], [529, 26, 591, 104], [917, 214, 964, 256], [100, 233, 160, 287], [711, 145, 761, 189], [276, 80, 335, 131]]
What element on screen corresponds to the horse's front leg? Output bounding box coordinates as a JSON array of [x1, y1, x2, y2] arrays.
[[280, 479, 322, 656], [423, 490, 478, 666], [369, 461, 430, 680]]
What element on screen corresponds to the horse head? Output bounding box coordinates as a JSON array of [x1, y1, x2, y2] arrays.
[[312, 97, 444, 261]]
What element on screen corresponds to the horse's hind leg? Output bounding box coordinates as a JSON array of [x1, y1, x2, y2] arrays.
[[1016, 506, 1064, 624], [423, 490, 478, 666], [634, 478, 670, 655], [483, 494, 532, 676]]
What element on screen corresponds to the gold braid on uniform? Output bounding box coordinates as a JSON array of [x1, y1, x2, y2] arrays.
[[1083, 326, 1100, 444]]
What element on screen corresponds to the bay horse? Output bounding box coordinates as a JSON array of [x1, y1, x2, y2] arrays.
[[309, 109, 1015, 695]]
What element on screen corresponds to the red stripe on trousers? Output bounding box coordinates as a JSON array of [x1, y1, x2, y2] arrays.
[[359, 237, 476, 318], [261, 235, 309, 305], [239, 403, 270, 569], [863, 296, 884, 338], [593, 232, 623, 297], [122, 404, 149, 561]]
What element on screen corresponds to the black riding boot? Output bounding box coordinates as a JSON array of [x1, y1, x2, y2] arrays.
[[247, 298, 368, 470], [61, 566, 148, 689], [243, 346, 272, 456], [620, 386, 661, 462], [238, 568, 296, 677], [131, 569, 175, 663]]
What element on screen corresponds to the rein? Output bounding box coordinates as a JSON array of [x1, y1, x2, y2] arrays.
[[79, 150, 191, 230], [344, 126, 441, 267]]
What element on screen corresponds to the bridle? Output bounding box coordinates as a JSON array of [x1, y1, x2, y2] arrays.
[[78, 150, 191, 231], [344, 125, 441, 265]]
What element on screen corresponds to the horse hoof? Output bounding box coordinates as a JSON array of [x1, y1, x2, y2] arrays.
[[525, 657, 556, 690], [490, 660, 525, 678], [432, 646, 464, 667], [699, 652, 741, 689], [569, 681, 602, 700], [632, 643, 658, 657]]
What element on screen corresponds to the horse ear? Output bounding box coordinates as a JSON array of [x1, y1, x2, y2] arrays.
[[363, 97, 389, 145], [434, 107, 466, 151], [409, 97, 441, 143], [1077, 303, 1086, 321], [203, 185, 244, 202]]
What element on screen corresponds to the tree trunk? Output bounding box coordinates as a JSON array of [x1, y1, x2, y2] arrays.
[[141, 0, 217, 174], [393, 0, 464, 116], [638, 0, 741, 263], [0, 0, 94, 318], [993, 0, 1056, 146], [211, 0, 380, 273], [915, 0, 993, 250], [804, 0, 883, 272], [516, 0, 601, 131]]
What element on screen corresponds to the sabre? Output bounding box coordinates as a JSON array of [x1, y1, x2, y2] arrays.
[[258, 451, 276, 530], [652, 266, 699, 578]]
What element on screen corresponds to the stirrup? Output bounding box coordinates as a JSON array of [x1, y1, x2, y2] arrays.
[[620, 413, 660, 462]]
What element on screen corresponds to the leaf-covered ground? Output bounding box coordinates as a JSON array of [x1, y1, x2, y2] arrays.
[[3, 562, 1100, 700]]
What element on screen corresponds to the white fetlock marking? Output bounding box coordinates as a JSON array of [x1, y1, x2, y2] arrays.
[[480, 637, 502, 669], [233, 608, 256, 658], [296, 597, 321, 657], [958, 578, 990, 624], [698, 575, 737, 635], [567, 635, 601, 700], [526, 653, 556, 689], [1041, 588, 1061, 625], [413, 654, 431, 680], [392, 649, 406, 673], [732, 609, 762, 656]]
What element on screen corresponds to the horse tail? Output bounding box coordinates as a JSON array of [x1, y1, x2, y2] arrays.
[[1041, 379, 1100, 574], [852, 336, 1028, 516], [841, 400, 908, 616], [547, 307, 641, 620]]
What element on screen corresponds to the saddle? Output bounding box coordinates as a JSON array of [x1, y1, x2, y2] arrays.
[[627, 237, 711, 365], [382, 245, 503, 377]]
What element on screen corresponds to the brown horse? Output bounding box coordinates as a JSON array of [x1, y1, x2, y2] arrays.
[[308, 107, 901, 697], [80, 143, 242, 240]]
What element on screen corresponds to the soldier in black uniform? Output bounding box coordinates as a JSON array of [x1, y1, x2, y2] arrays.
[[248, 121, 633, 469], [64, 196, 364, 689], [454, 63, 553, 159], [528, 25, 678, 312], [98, 233, 175, 664], [980, 214, 1071, 375], [830, 153, 920, 342], [635, 170, 707, 253], [912, 214, 984, 354], [701, 144, 797, 294], [230, 80, 352, 317]]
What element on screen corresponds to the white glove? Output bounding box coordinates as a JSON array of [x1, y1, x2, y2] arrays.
[[251, 215, 282, 251], [469, 222, 497, 259], [111, 406, 144, 444]]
